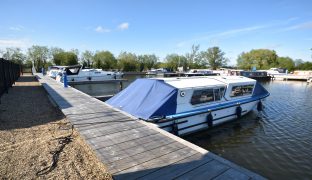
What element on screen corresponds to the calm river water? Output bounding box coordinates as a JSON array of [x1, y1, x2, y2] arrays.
[[73, 75, 312, 179]]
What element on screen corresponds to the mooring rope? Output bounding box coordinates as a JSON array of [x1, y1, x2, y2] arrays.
[[36, 124, 73, 176]]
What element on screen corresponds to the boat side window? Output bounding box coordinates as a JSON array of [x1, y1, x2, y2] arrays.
[[214, 87, 225, 101], [191, 89, 214, 105], [230, 84, 254, 97]]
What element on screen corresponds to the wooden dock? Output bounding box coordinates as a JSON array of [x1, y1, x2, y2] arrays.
[[35, 73, 265, 180], [272, 75, 312, 81]]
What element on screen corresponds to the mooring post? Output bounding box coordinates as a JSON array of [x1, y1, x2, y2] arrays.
[[63, 72, 68, 88], [119, 81, 123, 91]]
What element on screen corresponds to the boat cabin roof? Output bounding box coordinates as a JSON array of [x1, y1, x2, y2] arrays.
[[153, 76, 256, 89]]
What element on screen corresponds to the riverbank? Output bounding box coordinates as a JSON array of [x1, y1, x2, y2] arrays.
[[0, 74, 111, 179]]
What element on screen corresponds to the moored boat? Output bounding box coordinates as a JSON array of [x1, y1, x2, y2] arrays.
[[47, 66, 66, 79], [56, 65, 124, 83], [107, 76, 270, 136], [184, 69, 219, 76]]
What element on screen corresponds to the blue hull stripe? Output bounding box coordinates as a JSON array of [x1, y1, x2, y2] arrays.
[[165, 93, 269, 120]]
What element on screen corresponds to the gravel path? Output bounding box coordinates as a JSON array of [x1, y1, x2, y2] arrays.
[[0, 74, 111, 179]]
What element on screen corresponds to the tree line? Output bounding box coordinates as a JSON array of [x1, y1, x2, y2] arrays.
[[0, 45, 311, 72]]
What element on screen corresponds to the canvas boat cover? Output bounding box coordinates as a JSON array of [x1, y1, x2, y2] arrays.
[[106, 79, 178, 120]]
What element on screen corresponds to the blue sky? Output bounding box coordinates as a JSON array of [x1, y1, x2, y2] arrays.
[[1, 0, 311, 65]]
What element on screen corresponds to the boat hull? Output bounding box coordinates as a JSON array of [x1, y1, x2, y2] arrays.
[[155, 100, 259, 136], [56, 74, 123, 82]]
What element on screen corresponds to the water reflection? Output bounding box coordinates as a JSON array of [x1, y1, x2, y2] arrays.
[[185, 81, 312, 179]]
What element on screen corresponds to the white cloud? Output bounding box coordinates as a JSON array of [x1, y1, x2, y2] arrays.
[[214, 25, 266, 37], [176, 25, 266, 47], [284, 21, 312, 31], [94, 26, 111, 33], [117, 22, 129, 30], [9, 25, 25, 31], [0, 38, 31, 48]]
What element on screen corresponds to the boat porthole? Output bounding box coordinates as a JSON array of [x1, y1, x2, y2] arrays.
[[180, 91, 185, 97]]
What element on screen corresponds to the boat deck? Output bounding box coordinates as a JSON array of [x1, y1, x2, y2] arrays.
[[35, 73, 265, 180]]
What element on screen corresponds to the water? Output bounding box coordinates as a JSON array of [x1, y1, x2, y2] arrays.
[[73, 76, 312, 179]]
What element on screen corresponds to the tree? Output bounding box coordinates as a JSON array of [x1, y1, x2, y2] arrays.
[[237, 49, 278, 70], [297, 61, 312, 70], [137, 54, 158, 71], [53, 52, 78, 66], [185, 44, 204, 68], [277, 57, 295, 71], [1, 47, 26, 64], [294, 59, 304, 67], [70, 48, 80, 57], [50, 47, 64, 58], [201, 47, 227, 70], [164, 54, 187, 71], [93, 51, 117, 69], [27, 45, 50, 71], [117, 52, 139, 71], [81, 50, 94, 67]]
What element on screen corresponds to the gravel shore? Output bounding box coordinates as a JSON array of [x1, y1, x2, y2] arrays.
[[0, 74, 111, 179]]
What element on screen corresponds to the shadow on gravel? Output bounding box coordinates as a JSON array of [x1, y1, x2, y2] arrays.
[[0, 76, 65, 130]]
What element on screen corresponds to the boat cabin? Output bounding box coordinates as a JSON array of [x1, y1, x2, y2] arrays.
[[107, 76, 266, 120]]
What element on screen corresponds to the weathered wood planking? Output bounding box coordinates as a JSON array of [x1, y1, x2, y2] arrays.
[[36, 74, 266, 180]]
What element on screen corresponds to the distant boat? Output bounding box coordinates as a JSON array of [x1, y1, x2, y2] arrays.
[[107, 76, 270, 136], [55, 65, 124, 83], [47, 66, 66, 79], [238, 71, 271, 80], [184, 69, 219, 77], [266, 68, 287, 76], [146, 68, 168, 76]]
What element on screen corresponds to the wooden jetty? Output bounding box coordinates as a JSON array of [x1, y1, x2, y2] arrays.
[[272, 75, 312, 81], [35, 73, 265, 180]]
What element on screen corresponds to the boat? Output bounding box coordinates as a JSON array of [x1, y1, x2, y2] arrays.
[[47, 66, 66, 79], [107, 76, 270, 136], [146, 68, 168, 76], [184, 69, 219, 77], [238, 71, 271, 80], [266, 68, 287, 76], [55, 65, 124, 83]]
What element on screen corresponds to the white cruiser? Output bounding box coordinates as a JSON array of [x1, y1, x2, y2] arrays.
[[107, 76, 269, 136], [56, 65, 123, 83]]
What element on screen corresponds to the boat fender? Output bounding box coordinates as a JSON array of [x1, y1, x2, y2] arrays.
[[236, 106, 242, 118], [257, 101, 263, 111], [206, 113, 213, 127], [88, 77, 92, 81], [172, 121, 179, 136]]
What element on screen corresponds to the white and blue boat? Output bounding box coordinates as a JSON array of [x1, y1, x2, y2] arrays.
[[107, 76, 270, 136]]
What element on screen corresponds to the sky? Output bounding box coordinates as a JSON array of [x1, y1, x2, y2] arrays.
[[0, 0, 311, 65]]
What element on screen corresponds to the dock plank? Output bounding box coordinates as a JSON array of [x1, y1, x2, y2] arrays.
[[175, 160, 230, 180], [113, 147, 198, 180], [214, 168, 251, 180], [138, 153, 213, 180]]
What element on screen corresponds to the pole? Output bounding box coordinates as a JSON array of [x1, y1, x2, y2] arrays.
[[63, 72, 68, 88]]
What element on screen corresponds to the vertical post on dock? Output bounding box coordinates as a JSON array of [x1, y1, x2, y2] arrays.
[[119, 81, 123, 91], [63, 72, 68, 88]]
